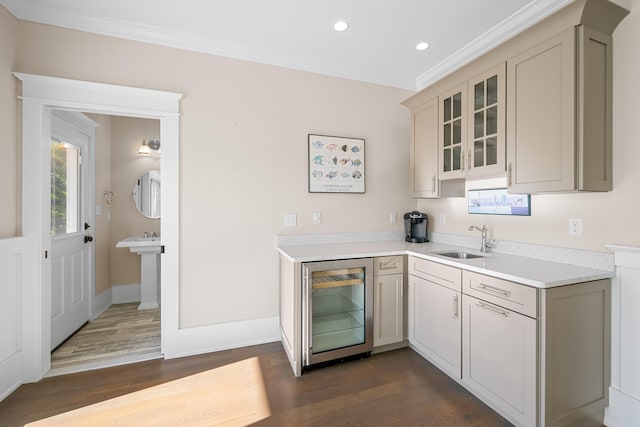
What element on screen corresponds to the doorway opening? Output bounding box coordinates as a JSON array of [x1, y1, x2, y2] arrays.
[[16, 72, 182, 382], [47, 111, 164, 376]]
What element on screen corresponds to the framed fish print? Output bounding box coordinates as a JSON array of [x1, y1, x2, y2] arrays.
[[308, 134, 365, 193]]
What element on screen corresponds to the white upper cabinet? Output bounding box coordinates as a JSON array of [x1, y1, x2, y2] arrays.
[[438, 64, 505, 181], [409, 98, 439, 198], [438, 83, 467, 180], [404, 0, 628, 194], [507, 25, 616, 193], [467, 64, 506, 178]]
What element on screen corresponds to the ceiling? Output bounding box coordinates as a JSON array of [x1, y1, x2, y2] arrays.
[[1, 0, 571, 90]]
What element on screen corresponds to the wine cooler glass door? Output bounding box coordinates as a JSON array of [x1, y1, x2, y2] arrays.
[[304, 258, 373, 366]]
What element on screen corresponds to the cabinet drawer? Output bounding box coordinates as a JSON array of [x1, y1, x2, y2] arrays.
[[463, 271, 537, 318], [409, 256, 461, 292], [374, 256, 404, 276]]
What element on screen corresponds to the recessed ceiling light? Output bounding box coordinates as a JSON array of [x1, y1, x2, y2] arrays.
[[334, 21, 349, 32], [416, 42, 430, 51]]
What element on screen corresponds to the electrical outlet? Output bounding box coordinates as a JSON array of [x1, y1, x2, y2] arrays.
[[569, 218, 582, 236], [389, 212, 397, 224], [313, 212, 322, 225], [438, 214, 446, 225], [284, 214, 297, 226]]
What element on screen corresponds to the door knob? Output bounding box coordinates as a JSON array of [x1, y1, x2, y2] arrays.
[[84, 235, 93, 243]]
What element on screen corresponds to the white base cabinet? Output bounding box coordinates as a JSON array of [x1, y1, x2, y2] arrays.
[[462, 294, 537, 426], [407, 256, 610, 427], [373, 256, 404, 347], [408, 257, 462, 379]]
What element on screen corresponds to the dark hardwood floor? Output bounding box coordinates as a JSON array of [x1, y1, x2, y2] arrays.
[[0, 342, 512, 426]]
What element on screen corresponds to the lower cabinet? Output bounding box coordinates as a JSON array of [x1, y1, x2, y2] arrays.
[[409, 275, 461, 379], [407, 256, 611, 427], [462, 294, 536, 426], [373, 256, 404, 347], [408, 257, 462, 379]]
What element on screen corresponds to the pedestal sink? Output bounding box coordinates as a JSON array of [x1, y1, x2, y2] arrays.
[[116, 236, 161, 310]]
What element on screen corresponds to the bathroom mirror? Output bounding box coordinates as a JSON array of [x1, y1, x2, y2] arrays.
[[132, 170, 161, 218]]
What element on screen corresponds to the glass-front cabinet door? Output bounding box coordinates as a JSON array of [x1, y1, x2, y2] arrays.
[[439, 83, 466, 180], [467, 63, 505, 177]]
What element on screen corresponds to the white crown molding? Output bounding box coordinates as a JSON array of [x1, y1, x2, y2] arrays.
[[2, 0, 572, 91], [415, 0, 571, 90]]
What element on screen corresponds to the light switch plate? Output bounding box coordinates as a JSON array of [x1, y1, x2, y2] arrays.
[[389, 212, 397, 224], [284, 214, 297, 226], [313, 212, 322, 225]]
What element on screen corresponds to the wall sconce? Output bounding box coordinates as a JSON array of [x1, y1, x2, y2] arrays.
[[138, 137, 160, 156]]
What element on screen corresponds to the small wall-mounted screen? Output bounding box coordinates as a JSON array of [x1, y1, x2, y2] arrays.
[[468, 188, 531, 216]]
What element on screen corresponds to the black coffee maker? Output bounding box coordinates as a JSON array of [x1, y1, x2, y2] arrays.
[[404, 211, 428, 243]]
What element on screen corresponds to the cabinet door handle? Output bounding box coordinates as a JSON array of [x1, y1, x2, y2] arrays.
[[476, 301, 509, 317], [477, 283, 511, 298], [379, 261, 398, 271], [461, 151, 465, 171], [400, 277, 404, 297], [432, 174, 436, 192], [468, 149, 471, 169], [507, 163, 512, 187], [453, 294, 459, 319]]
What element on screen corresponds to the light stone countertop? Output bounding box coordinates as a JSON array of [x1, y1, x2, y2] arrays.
[[277, 240, 614, 289]]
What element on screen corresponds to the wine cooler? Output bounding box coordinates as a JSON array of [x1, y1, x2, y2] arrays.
[[302, 258, 373, 367]]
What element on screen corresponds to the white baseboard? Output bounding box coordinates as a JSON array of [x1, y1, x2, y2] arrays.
[[164, 316, 280, 359], [0, 352, 21, 402], [605, 388, 640, 427], [112, 283, 141, 304], [92, 288, 112, 320]]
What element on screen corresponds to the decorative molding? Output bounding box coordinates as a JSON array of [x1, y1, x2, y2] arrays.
[[14, 73, 182, 383], [416, 0, 571, 90], [111, 283, 140, 304], [605, 245, 640, 427], [0, 237, 25, 401], [164, 316, 280, 360], [3, 0, 571, 91]]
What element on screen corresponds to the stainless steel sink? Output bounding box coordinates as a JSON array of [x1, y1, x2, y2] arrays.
[[435, 251, 485, 259]]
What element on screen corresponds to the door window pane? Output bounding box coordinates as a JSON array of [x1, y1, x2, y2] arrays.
[[444, 148, 451, 172], [51, 139, 80, 236], [486, 106, 498, 135], [453, 146, 461, 171], [453, 92, 462, 118], [487, 75, 498, 105], [474, 111, 484, 139], [444, 123, 451, 147], [487, 136, 498, 166], [474, 139, 485, 167], [453, 119, 462, 144], [474, 81, 485, 110], [443, 97, 451, 122]]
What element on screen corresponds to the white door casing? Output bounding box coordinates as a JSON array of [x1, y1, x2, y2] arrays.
[[16, 73, 182, 381], [49, 111, 95, 350]]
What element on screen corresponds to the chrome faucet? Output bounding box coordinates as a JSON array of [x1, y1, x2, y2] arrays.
[[469, 225, 492, 253]]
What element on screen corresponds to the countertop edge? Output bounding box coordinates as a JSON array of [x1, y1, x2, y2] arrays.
[[277, 242, 614, 289]]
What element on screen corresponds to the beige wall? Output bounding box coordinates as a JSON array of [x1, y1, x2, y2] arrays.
[[109, 117, 161, 286], [416, 0, 640, 252], [0, 5, 17, 237], [8, 1, 636, 331]]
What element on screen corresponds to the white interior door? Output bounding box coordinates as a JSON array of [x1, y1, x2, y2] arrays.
[[50, 114, 93, 350]]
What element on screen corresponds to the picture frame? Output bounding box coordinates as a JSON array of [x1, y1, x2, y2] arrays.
[[308, 134, 365, 193], [467, 188, 531, 216]]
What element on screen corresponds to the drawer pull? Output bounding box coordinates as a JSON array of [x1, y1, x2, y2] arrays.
[[477, 302, 509, 317], [379, 261, 399, 271], [477, 283, 510, 298]]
